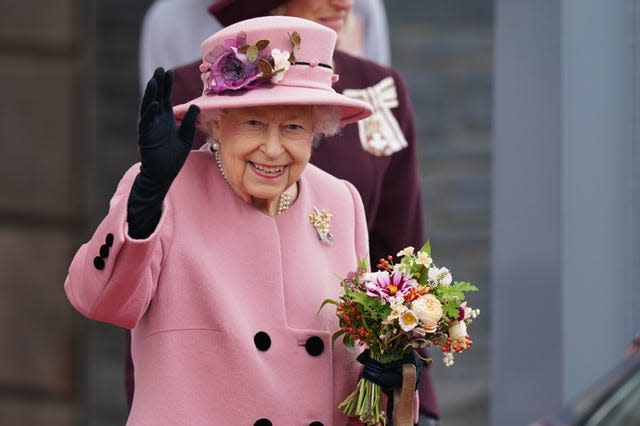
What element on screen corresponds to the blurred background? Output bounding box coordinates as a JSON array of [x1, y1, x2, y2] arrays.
[[0, 0, 637, 425]]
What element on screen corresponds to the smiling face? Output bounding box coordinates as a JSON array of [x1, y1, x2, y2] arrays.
[[210, 105, 315, 214], [282, 0, 354, 39]]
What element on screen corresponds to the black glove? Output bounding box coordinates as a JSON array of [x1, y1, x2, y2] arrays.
[[127, 67, 200, 239], [357, 349, 423, 425]]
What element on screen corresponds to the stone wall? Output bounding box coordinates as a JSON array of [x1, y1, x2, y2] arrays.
[[0, 1, 85, 424], [386, 1, 493, 424]]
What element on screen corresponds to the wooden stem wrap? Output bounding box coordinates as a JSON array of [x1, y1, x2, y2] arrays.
[[391, 363, 417, 426]]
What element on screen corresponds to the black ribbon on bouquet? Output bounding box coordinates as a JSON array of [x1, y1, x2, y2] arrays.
[[357, 349, 423, 426]]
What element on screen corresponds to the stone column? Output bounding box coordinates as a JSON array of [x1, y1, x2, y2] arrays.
[[492, 0, 639, 424]]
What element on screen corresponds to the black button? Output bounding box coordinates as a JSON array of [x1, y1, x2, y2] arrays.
[[254, 419, 272, 426], [93, 256, 105, 270], [99, 244, 109, 258], [310, 422, 324, 426], [105, 233, 114, 247], [254, 331, 271, 351], [305, 336, 324, 356]]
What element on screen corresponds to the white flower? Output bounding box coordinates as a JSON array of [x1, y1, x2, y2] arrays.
[[428, 266, 452, 286], [399, 310, 419, 332], [411, 294, 442, 333], [270, 48, 291, 83], [443, 352, 455, 367], [448, 321, 468, 339], [416, 251, 433, 267], [393, 262, 412, 276], [441, 270, 453, 286], [397, 246, 414, 257], [384, 301, 407, 324], [388, 295, 405, 305]]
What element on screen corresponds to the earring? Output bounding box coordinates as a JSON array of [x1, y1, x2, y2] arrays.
[[208, 138, 220, 151]]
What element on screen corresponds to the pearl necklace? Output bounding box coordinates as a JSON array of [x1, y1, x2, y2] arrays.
[[211, 144, 292, 215]]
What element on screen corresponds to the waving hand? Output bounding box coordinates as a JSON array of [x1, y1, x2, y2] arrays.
[[127, 68, 200, 239], [137, 67, 200, 186]]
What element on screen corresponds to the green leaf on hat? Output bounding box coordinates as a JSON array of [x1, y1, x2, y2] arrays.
[[246, 45, 259, 62]]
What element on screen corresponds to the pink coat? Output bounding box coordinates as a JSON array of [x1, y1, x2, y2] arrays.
[[65, 145, 370, 425]]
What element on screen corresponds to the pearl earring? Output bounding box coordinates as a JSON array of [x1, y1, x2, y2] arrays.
[[209, 139, 220, 150]]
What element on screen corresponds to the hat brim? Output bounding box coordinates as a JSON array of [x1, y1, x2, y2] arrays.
[[173, 85, 373, 126]]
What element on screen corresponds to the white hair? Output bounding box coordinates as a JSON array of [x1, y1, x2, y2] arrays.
[[197, 105, 342, 141]]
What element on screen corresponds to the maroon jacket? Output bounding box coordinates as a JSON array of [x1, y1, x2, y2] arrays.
[[127, 49, 439, 419]]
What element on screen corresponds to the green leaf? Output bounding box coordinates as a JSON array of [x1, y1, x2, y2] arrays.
[[358, 255, 370, 271], [419, 240, 432, 256], [246, 45, 259, 62], [453, 281, 479, 292], [331, 329, 346, 343], [443, 301, 460, 318], [317, 298, 339, 315], [343, 333, 355, 351], [434, 281, 478, 305], [417, 264, 428, 285]]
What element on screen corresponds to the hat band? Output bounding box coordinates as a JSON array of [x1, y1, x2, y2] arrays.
[[294, 61, 332, 70], [200, 56, 335, 95], [276, 64, 334, 90]]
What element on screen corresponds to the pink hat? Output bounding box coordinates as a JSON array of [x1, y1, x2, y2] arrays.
[[173, 16, 373, 125]]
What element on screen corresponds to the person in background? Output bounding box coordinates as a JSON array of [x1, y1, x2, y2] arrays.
[[138, 0, 391, 90], [131, 0, 440, 423], [67, 16, 379, 424], [341, 0, 390, 65]]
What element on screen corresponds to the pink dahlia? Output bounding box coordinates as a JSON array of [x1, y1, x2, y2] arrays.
[[365, 270, 417, 303]]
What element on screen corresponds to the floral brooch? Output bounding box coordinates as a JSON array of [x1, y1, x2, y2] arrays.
[[200, 31, 301, 95], [310, 207, 334, 245]]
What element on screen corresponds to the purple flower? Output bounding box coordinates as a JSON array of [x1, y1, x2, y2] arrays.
[[203, 36, 266, 94], [365, 270, 417, 303], [208, 47, 261, 93]]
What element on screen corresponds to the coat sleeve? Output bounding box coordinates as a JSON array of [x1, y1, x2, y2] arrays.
[[344, 180, 370, 269], [368, 69, 425, 264], [64, 164, 172, 329]]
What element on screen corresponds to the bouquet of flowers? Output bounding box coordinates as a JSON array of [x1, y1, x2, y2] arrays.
[[321, 241, 480, 425]]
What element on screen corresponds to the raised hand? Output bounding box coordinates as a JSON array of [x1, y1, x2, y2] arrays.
[[138, 67, 200, 186], [127, 68, 200, 239]]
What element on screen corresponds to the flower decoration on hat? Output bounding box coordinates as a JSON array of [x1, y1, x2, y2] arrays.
[[200, 31, 301, 94]]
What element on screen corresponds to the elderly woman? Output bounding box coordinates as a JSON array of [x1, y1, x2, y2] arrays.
[[65, 16, 375, 425], [130, 2, 441, 424]]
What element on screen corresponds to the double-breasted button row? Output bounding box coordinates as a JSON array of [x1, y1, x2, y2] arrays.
[[253, 331, 325, 357], [93, 233, 114, 271], [250, 333, 327, 425], [254, 419, 324, 426]]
